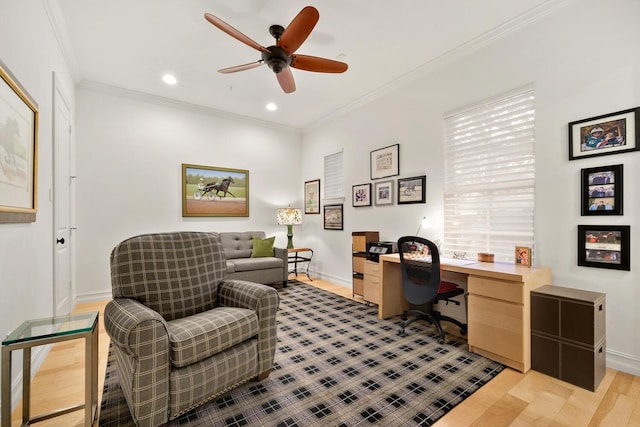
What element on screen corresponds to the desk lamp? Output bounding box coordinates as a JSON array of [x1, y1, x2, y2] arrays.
[[277, 208, 302, 249], [415, 216, 432, 235]]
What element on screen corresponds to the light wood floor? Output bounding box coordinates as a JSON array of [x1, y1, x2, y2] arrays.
[[9, 276, 640, 426]]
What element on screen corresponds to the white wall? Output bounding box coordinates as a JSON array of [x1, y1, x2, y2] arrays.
[[73, 86, 303, 300], [0, 0, 77, 409], [301, 0, 640, 375]]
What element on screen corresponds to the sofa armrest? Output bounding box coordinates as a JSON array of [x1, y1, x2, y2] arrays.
[[274, 246, 288, 284], [218, 280, 280, 375]]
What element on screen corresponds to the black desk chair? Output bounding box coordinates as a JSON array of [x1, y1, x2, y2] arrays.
[[397, 236, 467, 344]]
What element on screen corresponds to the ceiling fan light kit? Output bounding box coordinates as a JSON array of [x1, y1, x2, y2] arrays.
[[204, 6, 347, 94]]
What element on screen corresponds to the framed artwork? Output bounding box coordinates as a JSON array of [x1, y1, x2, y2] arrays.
[[397, 175, 426, 204], [0, 60, 39, 223], [323, 204, 343, 230], [515, 246, 532, 266], [352, 183, 372, 207], [370, 143, 399, 180], [581, 164, 623, 216], [304, 179, 320, 214], [578, 225, 630, 271], [182, 163, 249, 217], [569, 107, 639, 160], [374, 180, 394, 206]]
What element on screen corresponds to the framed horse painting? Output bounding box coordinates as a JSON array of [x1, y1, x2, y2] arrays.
[[182, 163, 249, 217], [0, 59, 39, 223]]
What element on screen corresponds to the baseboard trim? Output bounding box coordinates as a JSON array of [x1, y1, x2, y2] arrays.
[[606, 349, 640, 376], [75, 290, 112, 303]]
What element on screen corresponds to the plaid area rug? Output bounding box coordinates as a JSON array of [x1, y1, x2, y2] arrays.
[[99, 282, 504, 426]]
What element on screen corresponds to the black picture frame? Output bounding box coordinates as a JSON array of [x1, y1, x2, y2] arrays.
[[352, 183, 372, 207], [581, 164, 623, 215], [370, 143, 400, 180], [577, 225, 630, 271], [569, 107, 640, 160], [397, 175, 426, 204], [323, 204, 343, 230]]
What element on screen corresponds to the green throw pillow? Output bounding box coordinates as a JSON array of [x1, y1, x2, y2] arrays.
[[251, 236, 275, 257]]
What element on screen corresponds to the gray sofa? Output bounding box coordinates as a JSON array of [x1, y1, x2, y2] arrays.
[[219, 231, 288, 287]]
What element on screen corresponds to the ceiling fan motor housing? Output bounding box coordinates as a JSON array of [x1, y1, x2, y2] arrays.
[[262, 46, 292, 74]]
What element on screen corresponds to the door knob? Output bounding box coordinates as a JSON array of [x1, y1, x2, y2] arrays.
[[56, 237, 65, 244]]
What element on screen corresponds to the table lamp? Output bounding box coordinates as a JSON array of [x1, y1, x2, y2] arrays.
[[415, 216, 432, 235], [277, 208, 302, 249]]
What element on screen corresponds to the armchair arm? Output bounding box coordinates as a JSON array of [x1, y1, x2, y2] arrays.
[[218, 280, 280, 376], [274, 246, 288, 284], [104, 298, 171, 426]]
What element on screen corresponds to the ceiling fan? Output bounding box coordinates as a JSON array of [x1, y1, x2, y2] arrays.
[[204, 6, 348, 94]]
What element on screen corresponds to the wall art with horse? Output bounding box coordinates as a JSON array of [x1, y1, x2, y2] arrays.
[[182, 163, 249, 217], [0, 60, 38, 223]]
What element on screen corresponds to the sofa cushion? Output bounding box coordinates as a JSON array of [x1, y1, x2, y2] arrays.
[[230, 257, 283, 272], [167, 307, 258, 368], [219, 231, 265, 260], [251, 236, 275, 257]]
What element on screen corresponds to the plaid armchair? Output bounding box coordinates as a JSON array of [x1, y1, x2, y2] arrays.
[[104, 232, 279, 427]]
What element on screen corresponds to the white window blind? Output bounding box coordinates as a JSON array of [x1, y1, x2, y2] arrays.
[[323, 150, 344, 201], [443, 90, 535, 262]]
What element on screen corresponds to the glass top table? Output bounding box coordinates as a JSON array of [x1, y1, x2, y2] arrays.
[[2, 311, 99, 427], [2, 312, 98, 345]]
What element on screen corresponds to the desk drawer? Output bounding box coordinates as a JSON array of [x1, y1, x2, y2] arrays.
[[468, 276, 524, 304], [468, 294, 524, 362], [364, 261, 380, 304]]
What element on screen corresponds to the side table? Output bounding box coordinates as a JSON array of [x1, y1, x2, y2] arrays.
[[288, 248, 314, 281], [1, 311, 99, 427]]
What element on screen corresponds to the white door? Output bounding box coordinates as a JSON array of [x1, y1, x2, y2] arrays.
[[53, 75, 73, 316]]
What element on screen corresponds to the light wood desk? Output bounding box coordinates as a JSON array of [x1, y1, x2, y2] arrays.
[[378, 253, 551, 372]]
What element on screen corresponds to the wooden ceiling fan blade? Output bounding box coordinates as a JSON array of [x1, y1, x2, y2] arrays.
[[279, 6, 319, 56], [204, 13, 268, 53], [276, 67, 296, 93], [218, 61, 264, 74], [290, 55, 348, 73]]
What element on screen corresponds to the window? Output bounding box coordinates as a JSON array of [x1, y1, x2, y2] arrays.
[[323, 150, 344, 202], [443, 89, 535, 262]]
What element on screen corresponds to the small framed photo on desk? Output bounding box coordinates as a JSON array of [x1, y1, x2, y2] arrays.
[[515, 246, 532, 266]]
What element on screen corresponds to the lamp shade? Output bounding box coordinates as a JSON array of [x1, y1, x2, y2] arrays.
[[276, 208, 302, 225]]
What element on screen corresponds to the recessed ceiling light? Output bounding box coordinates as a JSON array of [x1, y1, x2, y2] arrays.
[[266, 103, 278, 111], [162, 74, 177, 85]]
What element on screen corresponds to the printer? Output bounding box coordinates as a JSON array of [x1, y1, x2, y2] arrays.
[[366, 241, 398, 262]]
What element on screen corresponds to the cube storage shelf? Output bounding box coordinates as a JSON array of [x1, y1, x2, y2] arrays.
[[531, 285, 606, 392]]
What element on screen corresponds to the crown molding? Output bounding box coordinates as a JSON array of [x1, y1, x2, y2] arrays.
[[304, 0, 577, 132], [77, 80, 302, 135], [41, 0, 83, 82]]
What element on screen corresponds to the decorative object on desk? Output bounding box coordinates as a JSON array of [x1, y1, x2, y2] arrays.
[[304, 179, 320, 214], [370, 143, 399, 180], [352, 182, 372, 207], [323, 204, 343, 230], [182, 163, 249, 217], [577, 224, 630, 271], [0, 59, 38, 223], [581, 164, 623, 216], [568, 107, 639, 160], [415, 216, 432, 235], [99, 282, 504, 427], [452, 251, 467, 260], [477, 252, 494, 262], [398, 175, 426, 204], [373, 179, 394, 205], [515, 246, 532, 266], [277, 207, 302, 249]]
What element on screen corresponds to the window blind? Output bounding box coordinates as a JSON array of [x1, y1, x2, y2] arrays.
[[443, 90, 535, 262], [323, 150, 344, 201]]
